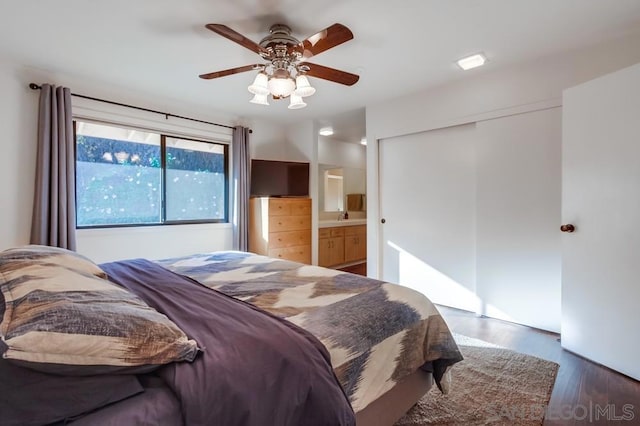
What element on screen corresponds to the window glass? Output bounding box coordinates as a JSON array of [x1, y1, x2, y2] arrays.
[[76, 122, 162, 226], [165, 137, 226, 222]]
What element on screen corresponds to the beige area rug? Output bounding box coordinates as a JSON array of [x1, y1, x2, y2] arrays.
[[395, 334, 559, 426]]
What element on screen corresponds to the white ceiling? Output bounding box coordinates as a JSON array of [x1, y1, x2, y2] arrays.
[[2, 0, 640, 142]]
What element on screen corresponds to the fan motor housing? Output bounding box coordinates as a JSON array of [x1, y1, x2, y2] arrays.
[[259, 24, 301, 57]]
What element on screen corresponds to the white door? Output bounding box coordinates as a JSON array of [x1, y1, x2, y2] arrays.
[[561, 63, 640, 380], [379, 123, 478, 312]]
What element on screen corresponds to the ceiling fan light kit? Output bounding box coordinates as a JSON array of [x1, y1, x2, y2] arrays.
[[288, 94, 307, 109], [249, 93, 270, 106], [247, 72, 270, 96], [267, 68, 297, 97], [200, 22, 359, 110], [294, 75, 316, 97]]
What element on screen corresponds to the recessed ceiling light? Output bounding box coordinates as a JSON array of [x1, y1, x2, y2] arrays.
[[319, 127, 334, 136], [457, 53, 487, 71], [360, 137, 367, 145]]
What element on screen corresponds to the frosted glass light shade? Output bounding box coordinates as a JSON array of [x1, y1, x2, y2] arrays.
[[249, 93, 269, 106], [288, 94, 307, 109], [457, 53, 486, 70], [268, 77, 296, 97], [248, 72, 269, 95], [294, 75, 316, 97]]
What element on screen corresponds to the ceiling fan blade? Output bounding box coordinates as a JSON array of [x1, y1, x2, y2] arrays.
[[205, 24, 267, 55], [199, 64, 262, 80], [298, 23, 354, 59], [301, 62, 359, 86]]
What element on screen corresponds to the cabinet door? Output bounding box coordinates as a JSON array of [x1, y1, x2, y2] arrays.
[[344, 235, 359, 263], [356, 232, 367, 260], [318, 237, 332, 267], [344, 226, 367, 263], [329, 236, 345, 266], [318, 236, 345, 267]]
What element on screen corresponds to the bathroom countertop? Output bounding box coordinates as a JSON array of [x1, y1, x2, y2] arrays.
[[318, 219, 367, 228]]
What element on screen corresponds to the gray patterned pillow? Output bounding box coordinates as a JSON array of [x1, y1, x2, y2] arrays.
[[1, 245, 108, 279], [0, 246, 199, 375]]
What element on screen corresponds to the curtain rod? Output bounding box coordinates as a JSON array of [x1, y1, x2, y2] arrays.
[[28, 83, 249, 132]]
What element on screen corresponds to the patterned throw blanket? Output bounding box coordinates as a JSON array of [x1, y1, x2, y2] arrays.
[[157, 251, 463, 412]]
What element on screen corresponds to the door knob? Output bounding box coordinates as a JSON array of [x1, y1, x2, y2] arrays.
[[560, 224, 575, 233], [381, 218, 386, 224]]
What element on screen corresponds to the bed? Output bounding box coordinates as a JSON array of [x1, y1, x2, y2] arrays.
[[0, 247, 463, 426]]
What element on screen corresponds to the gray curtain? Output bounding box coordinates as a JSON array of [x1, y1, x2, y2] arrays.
[[232, 126, 251, 251], [30, 85, 77, 250]]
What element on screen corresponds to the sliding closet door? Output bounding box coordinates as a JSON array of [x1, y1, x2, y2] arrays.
[[475, 108, 562, 332], [379, 123, 478, 312], [562, 63, 640, 380]]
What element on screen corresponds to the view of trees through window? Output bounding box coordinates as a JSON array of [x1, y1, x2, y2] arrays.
[[165, 137, 226, 222], [75, 121, 227, 227]]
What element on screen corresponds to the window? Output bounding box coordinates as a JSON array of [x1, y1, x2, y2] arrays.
[[75, 121, 228, 227]]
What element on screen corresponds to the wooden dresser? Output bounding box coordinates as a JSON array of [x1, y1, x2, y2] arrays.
[[249, 197, 311, 264]]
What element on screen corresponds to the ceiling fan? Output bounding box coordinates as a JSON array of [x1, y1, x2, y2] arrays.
[[199, 23, 359, 109]]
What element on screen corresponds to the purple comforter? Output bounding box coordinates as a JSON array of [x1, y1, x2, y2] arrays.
[[99, 259, 355, 426]]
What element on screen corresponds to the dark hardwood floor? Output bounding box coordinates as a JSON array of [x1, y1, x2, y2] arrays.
[[437, 305, 640, 425]]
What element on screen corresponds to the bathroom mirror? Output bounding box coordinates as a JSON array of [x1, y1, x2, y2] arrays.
[[324, 168, 344, 211], [318, 164, 366, 212]]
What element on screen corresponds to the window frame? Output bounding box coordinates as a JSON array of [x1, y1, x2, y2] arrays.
[[74, 119, 230, 229]]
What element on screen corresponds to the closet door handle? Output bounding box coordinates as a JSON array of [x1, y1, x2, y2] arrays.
[[560, 224, 575, 233]]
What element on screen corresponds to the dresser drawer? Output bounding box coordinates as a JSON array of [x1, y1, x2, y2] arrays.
[[268, 199, 291, 216], [269, 215, 311, 232], [268, 230, 311, 249], [289, 199, 311, 216], [269, 246, 311, 264]]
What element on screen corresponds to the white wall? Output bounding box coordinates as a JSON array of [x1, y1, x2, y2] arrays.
[[0, 59, 239, 262], [249, 119, 289, 161], [0, 60, 39, 251], [366, 31, 640, 331], [78, 224, 233, 264], [286, 121, 318, 263], [318, 136, 366, 169]]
